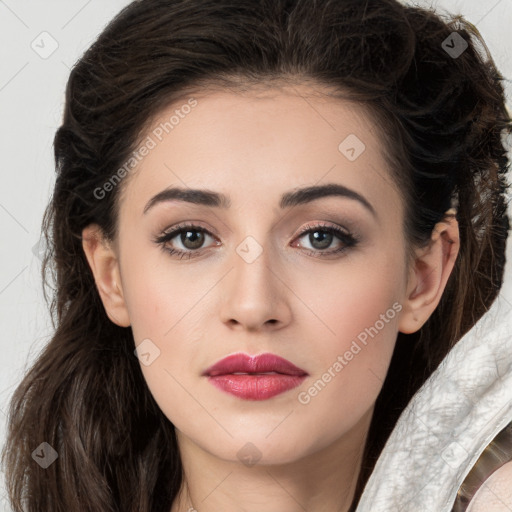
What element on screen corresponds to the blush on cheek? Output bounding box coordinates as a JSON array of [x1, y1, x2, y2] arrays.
[[327, 298, 401, 386]]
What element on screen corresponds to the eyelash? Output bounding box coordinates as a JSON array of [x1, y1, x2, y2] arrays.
[[153, 221, 359, 260]]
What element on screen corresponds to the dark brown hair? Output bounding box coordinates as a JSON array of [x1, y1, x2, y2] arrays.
[[2, 0, 511, 510]]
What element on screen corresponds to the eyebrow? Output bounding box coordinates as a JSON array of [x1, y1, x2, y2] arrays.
[[142, 183, 377, 218]]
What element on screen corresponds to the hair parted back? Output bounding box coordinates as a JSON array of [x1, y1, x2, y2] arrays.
[[2, 0, 511, 510]]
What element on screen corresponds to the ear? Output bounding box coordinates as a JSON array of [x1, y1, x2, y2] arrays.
[[81, 224, 131, 327], [398, 210, 460, 334]]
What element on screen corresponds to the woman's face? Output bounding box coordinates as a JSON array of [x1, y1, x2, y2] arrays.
[[110, 85, 411, 464]]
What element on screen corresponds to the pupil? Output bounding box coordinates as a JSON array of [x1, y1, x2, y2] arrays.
[[311, 231, 332, 249], [182, 230, 204, 249]]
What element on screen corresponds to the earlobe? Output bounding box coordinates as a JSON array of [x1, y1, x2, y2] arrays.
[[398, 211, 460, 334], [81, 224, 131, 327]]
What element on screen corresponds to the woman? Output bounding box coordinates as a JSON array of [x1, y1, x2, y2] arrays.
[[2, 0, 511, 510]]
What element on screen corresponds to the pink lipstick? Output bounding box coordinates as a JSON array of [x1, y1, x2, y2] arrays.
[[203, 352, 308, 400]]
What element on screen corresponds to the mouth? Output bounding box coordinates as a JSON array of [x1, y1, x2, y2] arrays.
[[203, 353, 308, 400]]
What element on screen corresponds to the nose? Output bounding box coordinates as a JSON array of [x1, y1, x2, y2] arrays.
[[219, 240, 292, 332]]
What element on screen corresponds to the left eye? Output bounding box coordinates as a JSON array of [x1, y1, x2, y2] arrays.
[[153, 222, 358, 259], [293, 222, 359, 256]]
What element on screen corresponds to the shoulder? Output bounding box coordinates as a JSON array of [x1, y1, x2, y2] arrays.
[[466, 460, 512, 511]]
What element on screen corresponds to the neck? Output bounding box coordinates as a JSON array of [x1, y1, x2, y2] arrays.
[[170, 409, 372, 512]]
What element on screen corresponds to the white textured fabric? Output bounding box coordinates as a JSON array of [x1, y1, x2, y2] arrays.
[[356, 297, 512, 512]]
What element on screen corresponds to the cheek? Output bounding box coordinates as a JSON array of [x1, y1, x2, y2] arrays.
[[294, 248, 403, 360], [289, 280, 401, 457], [119, 244, 193, 341], [118, 248, 212, 404], [290, 255, 403, 414], [297, 292, 400, 407]]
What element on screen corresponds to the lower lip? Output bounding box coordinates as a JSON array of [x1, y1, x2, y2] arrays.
[[207, 374, 307, 400]]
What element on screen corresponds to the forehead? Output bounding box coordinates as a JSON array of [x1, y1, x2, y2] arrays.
[[118, 85, 403, 225]]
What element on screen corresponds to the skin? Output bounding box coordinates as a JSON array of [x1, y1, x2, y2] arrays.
[[466, 460, 512, 511], [82, 84, 460, 511]]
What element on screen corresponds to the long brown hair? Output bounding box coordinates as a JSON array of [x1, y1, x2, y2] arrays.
[[2, 1, 511, 511]]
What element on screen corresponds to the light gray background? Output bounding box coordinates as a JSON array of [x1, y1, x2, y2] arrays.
[[0, 1, 511, 509]]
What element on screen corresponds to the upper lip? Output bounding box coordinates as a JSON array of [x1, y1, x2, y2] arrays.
[[203, 352, 308, 377]]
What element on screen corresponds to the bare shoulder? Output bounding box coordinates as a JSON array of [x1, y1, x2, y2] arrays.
[[466, 460, 512, 511]]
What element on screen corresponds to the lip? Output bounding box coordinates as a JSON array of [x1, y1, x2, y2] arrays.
[[203, 353, 308, 401]]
